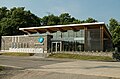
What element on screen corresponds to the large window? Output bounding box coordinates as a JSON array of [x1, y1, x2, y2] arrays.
[[76, 30, 84, 37], [86, 29, 100, 51], [52, 32, 57, 39], [62, 31, 68, 38], [68, 30, 74, 37], [56, 31, 61, 38]]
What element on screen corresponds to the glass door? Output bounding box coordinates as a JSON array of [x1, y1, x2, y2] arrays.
[[57, 43, 60, 52], [52, 42, 61, 52], [52, 43, 56, 52]]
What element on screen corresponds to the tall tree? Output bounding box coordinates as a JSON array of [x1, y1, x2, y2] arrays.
[[59, 13, 80, 24], [109, 18, 120, 50], [59, 13, 71, 24], [109, 18, 119, 32], [112, 26, 120, 46], [0, 7, 40, 36], [85, 17, 98, 23], [41, 13, 81, 26], [0, 7, 8, 21], [41, 14, 60, 26]]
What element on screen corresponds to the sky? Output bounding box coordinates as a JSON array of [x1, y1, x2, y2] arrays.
[[0, 0, 120, 24]]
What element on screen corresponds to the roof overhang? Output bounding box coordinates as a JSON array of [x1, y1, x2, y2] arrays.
[[19, 22, 112, 39]]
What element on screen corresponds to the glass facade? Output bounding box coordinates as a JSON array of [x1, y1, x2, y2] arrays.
[[85, 29, 101, 51], [51, 30, 84, 42], [51, 30, 85, 52], [29, 25, 112, 52]]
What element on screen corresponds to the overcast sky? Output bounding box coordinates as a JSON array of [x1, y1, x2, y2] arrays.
[[0, 0, 120, 23]]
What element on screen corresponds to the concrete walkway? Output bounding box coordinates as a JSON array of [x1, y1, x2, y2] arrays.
[[28, 60, 120, 78]]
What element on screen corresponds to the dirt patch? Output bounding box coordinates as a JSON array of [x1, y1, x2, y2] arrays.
[[0, 67, 24, 79]]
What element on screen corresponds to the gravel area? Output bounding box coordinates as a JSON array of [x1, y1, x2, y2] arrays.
[[0, 68, 24, 79]]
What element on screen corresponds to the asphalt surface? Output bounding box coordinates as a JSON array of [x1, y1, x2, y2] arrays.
[[0, 56, 119, 79], [0, 56, 70, 69]]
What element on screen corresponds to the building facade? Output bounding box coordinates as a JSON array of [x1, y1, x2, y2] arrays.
[[1, 22, 113, 53]]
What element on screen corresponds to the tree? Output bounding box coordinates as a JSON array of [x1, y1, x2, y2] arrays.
[[59, 13, 80, 24], [111, 26, 120, 47], [41, 14, 60, 26], [59, 13, 71, 24], [41, 13, 81, 26], [85, 17, 98, 23], [109, 18, 120, 51], [109, 18, 119, 32], [0, 7, 8, 21], [0, 7, 40, 36], [59, 13, 70, 24], [112, 26, 120, 61]]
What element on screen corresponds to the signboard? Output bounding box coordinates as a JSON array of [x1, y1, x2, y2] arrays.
[[38, 37, 44, 43]]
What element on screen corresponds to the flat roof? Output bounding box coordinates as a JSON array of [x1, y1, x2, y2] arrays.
[[19, 22, 112, 39], [19, 22, 105, 30]]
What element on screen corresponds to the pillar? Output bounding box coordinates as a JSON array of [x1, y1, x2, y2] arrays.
[[56, 42, 57, 52], [100, 26, 104, 51], [60, 41, 62, 52], [84, 26, 88, 51], [51, 42, 53, 52]]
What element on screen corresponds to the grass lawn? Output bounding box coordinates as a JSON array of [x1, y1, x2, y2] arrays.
[[48, 53, 114, 61], [0, 52, 34, 56]]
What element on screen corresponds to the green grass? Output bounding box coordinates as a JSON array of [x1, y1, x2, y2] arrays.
[[0, 52, 34, 56], [48, 53, 114, 61]]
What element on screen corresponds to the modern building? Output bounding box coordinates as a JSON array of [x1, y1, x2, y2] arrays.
[[1, 22, 112, 53]]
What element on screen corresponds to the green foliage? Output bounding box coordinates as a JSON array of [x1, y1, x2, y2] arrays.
[[109, 18, 119, 32], [113, 52, 120, 61], [85, 17, 97, 23], [111, 26, 120, 46], [109, 18, 120, 47], [0, 7, 40, 36], [41, 14, 60, 25], [59, 13, 78, 24], [41, 13, 82, 26], [48, 53, 114, 61], [0, 7, 98, 36], [40, 13, 97, 26]]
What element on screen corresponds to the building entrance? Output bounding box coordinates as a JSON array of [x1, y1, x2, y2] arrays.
[[52, 42, 62, 52]]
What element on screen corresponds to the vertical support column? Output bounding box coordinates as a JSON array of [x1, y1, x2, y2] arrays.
[[14, 36, 16, 48], [18, 36, 19, 42], [15, 36, 16, 42], [100, 26, 104, 51], [12, 36, 14, 42], [56, 42, 57, 52], [84, 26, 88, 51], [62, 42, 64, 51], [11, 36, 14, 48], [51, 42, 52, 52], [60, 41, 62, 52], [17, 36, 19, 48], [75, 41, 77, 51]]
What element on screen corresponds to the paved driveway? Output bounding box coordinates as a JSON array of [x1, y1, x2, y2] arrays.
[[0, 56, 120, 79], [0, 56, 70, 69]]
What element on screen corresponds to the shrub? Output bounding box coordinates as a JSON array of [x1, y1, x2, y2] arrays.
[[113, 52, 120, 61], [0, 66, 5, 71]]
